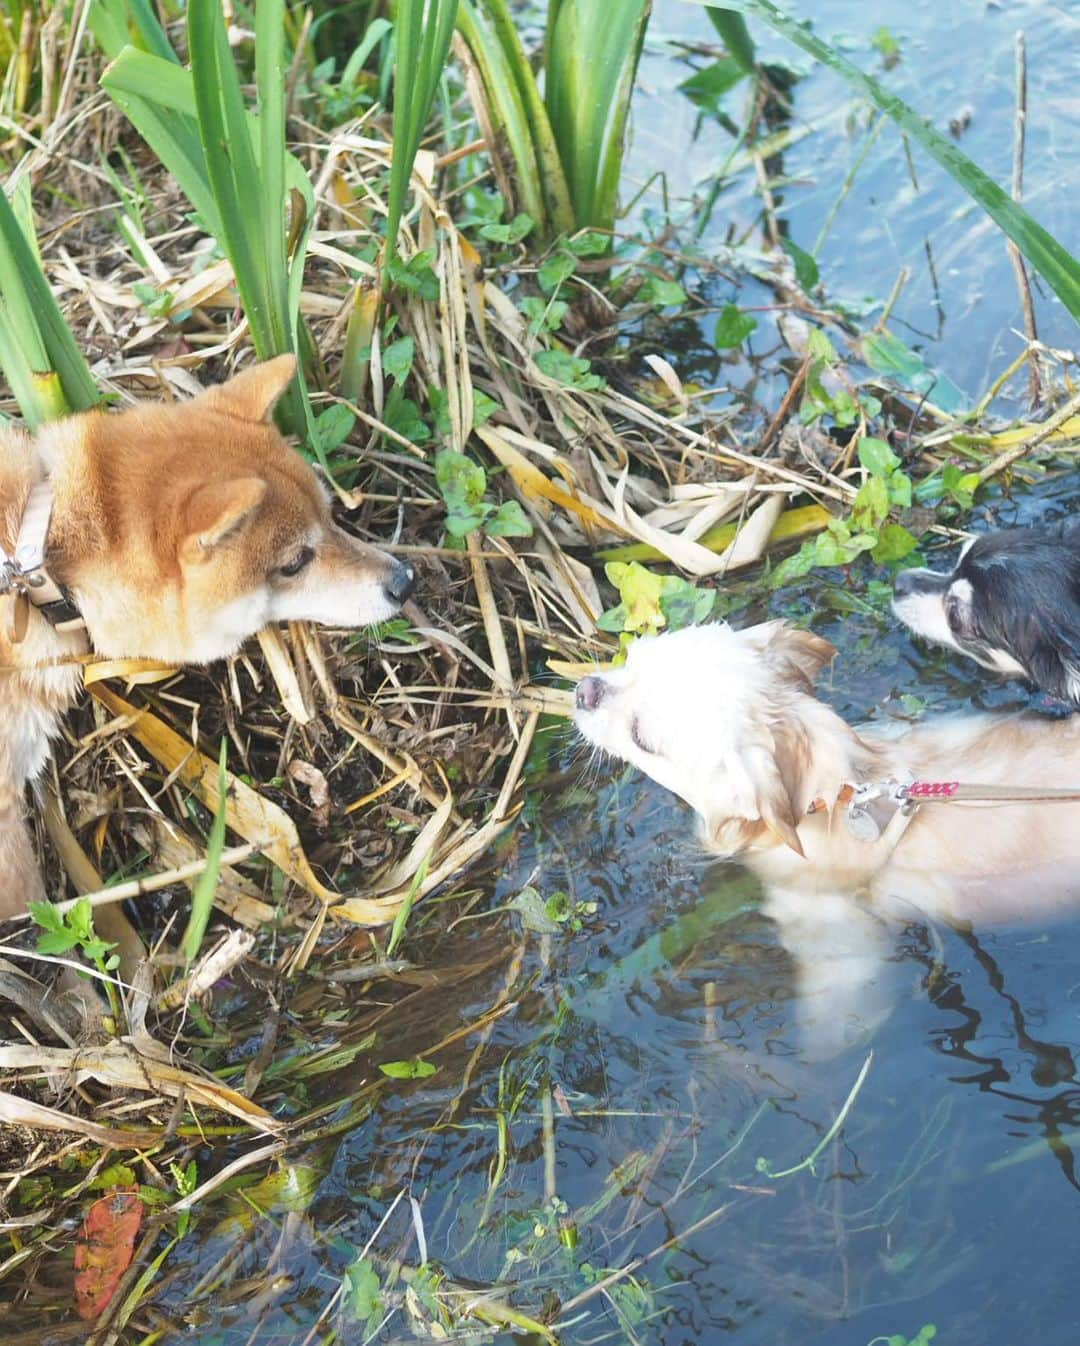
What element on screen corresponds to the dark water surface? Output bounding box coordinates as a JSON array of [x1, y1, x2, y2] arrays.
[[178, 5, 1080, 1343]]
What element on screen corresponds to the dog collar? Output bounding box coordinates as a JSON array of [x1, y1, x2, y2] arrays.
[[0, 479, 85, 641]]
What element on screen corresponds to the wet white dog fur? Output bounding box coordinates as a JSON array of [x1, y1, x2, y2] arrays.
[[574, 621, 1080, 1052]]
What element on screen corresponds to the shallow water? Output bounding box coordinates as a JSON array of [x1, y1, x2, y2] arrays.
[[180, 656, 1080, 1343], [167, 5, 1080, 1343], [263, 604, 1080, 1346], [632, 0, 1079, 410]]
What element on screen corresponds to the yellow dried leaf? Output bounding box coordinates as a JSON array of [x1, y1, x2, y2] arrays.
[[982, 414, 1080, 449], [329, 169, 367, 229], [546, 659, 606, 681], [0, 1089, 161, 1149], [596, 502, 832, 564], [0, 1044, 279, 1132], [90, 684, 333, 902], [475, 424, 627, 539], [256, 625, 314, 724], [642, 353, 689, 415], [82, 659, 177, 687]]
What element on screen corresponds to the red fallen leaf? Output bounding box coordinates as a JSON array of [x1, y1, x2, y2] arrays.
[[74, 1188, 144, 1320]]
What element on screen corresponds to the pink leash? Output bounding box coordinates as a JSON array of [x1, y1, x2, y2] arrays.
[[903, 781, 1080, 804]]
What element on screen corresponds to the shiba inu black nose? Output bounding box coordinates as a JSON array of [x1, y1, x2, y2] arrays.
[[384, 560, 416, 605], [575, 675, 607, 711]]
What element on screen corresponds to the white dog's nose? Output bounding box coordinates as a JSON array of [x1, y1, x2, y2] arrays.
[[575, 675, 607, 711]]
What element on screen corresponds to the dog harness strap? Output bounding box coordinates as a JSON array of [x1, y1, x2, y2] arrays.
[[13, 478, 54, 574], [0, 479, 86, 638]]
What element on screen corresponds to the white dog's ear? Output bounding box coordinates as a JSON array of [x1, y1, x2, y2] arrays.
[[703, 730, 807, 859], [752, 742, 806, 857], [742, 621, 836, 688]]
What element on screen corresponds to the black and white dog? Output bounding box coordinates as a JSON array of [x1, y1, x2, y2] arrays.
[[892, 520, 1080, 705]]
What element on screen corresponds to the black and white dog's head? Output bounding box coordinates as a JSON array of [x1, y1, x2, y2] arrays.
[[892, 521, 1080, 704]]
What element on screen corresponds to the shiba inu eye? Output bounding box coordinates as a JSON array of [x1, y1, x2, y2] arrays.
[[277, 545, 315, 578]]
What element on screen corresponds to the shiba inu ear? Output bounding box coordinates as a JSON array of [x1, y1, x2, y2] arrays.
[[199, 355, 298, 424], [180, 477, 267, 563]]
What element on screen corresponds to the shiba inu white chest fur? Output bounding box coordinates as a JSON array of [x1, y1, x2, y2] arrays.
[[0, 356, 414, 916]]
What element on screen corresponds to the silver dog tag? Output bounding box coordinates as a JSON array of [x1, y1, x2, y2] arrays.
[[846, 804, 882, 843]]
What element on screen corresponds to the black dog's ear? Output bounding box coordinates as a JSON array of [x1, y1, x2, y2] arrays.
[[972, 540, 1080, 705], [1021, 613, 1080, 704]]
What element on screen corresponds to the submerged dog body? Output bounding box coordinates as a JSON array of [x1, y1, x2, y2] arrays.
[[0, 356, 413, 914], [574, 623, 1080, 1047], [892, 521, 1080, 703]]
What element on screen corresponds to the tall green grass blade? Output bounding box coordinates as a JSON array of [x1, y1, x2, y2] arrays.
[[100, 50, 224, 236], [101, 49, 315, 262], [457, 0, 549, 230], [385, 848, 432, 959], [88, 0, 178, 63], [189, 0, 268, 339], [341, 17, 393, 88], [383, 0, 460, 276], [255, 0, 293, 354], [682, 0, 1080, 322], [183, 737, 228, 966], [544, 0, 651, 231], [459, 0, 575, 237], [249, 0, 316, 445], [705, 7, 756, 73], [104, 3, 316, 443], [0, 176, 98, 425], [0, 322, 64, 428], [457, 0, 646, 236]]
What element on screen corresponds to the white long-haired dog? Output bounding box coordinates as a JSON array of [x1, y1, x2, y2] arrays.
[[573, 622, 1080, 1051]]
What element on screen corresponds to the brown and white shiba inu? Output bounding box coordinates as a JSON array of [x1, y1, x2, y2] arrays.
[[0, 355, 414, 916]]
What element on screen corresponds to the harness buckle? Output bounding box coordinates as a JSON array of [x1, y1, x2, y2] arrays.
[[0, 555, 33, 598], [845, 771, 917, 843]]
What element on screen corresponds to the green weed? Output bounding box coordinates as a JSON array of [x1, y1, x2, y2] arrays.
[[435, 449, 532, 541], [598, 560, 716, 656]]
